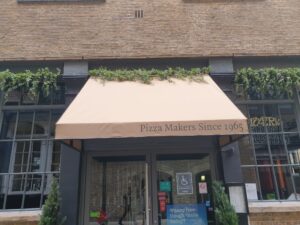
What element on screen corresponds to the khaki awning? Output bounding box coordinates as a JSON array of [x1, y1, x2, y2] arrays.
[[55, 75, 248, 139]]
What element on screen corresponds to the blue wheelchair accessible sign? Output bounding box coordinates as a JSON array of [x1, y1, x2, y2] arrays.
[[166, 204, 207, 225]]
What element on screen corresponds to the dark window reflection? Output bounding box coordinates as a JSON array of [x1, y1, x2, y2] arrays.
[[33, 111, 50, 136], [274, 166, 295, 200], [50, 142, 61, 172], [258, 166, 277, 200], [16, 112, 34, 139], [50, 111, 63, 137], [0, 142, 13, 173], [0, 111, 17, 139], [279, 104, 297, 132]]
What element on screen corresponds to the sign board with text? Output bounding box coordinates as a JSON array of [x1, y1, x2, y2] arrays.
[[166, 204, 207, 225]]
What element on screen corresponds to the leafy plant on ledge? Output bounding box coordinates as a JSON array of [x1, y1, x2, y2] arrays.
[[235, 67, 300, 99], [39, 178, 66, 225], [0, 68, 61, 98], [89, 67, 210, 84], [212, 181, 238, 225]]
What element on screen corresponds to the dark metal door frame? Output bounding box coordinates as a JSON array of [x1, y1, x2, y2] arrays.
[[81, 142, 217, 225]]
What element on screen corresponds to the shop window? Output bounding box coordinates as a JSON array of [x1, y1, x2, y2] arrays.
[[0, 88, 64, 210], [239, 102, 300, 201]]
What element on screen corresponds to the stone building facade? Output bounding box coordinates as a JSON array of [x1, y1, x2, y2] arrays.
[[0, 0, 300, 225]]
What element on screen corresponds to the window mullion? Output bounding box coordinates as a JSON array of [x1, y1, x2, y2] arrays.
[[293, 88, 300, 135], [263, 104, 281, 200], [276, 103, 298, 199], [245, 104, 264, 200], [21, 111, 36, 209]]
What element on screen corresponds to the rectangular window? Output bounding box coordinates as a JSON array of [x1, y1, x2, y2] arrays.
[[239, 102, 300, 201], [0, 87, 64, 209]]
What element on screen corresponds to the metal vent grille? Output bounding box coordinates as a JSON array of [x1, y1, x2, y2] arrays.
[[135, 10, 144, 18]]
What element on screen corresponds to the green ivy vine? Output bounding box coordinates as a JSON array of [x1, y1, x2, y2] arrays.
[[89, 67, 210, 84], [0, 68, 61, 97], [2, 66, 300, 101], [235, 67, 300, 99]]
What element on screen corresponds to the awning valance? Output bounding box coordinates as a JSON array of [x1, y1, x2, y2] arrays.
[[55, 75, 248, 139]]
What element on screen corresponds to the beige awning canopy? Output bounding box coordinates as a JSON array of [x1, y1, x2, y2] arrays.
[[55, 75, 248, 139]]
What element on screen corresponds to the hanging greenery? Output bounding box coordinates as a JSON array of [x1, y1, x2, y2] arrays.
[[0, 68, 61, 97], [89, 67, 210, 84], [212, 181, 238, 225], [235, 67, 300, 99]]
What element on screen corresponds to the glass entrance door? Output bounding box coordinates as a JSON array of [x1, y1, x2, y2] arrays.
[[88, 156, 149, 225], [155, 154, 212, 225], [85, 153, 213, 225]]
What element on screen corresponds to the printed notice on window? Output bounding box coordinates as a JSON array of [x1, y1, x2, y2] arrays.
[[245, 183, 258, 200]]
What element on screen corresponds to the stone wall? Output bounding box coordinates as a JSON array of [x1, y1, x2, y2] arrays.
[[0, 0, 300, 61], [0, 211, 39, 225], [248, 202, 300, 225], [249, 212, 300, 225]]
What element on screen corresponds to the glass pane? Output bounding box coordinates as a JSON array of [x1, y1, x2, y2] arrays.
[[291, 166, 300, 198], [29, 141, 45, 173], [285, 133, 300, 165], [26, 173, 42, 192], [0, 111, 17, 139], [279, 104, 298, 132], [33, 111, 50, 136], [24, 194, 41, 208], [0, 142, 13, 173], [5, 195, 22, 209], [257, 166, 277, 200], [12, 174, 26, 192], [16, 112, 34, 139], [88, 157, 146, 225], [248, 105, 264, 117], [242, 167, 261, 200], [14, 141, 30, 173], [274, 165, 295, 200], [264, 104, 281, 133], [38, 92, 51, 105], [156, 155, 212, 225], [0, 174, 10, 208], [239, 136, 256, 165], [50, 110, 63, 137], [50, 141, 61, 172], [269, 134, 288, 163], [252, 134, 270, 163], [52, 84, 65, 105]]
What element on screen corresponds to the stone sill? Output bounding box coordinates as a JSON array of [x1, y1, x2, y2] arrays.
[[0, 210, 40, 222], [249, 201, 300, 213]]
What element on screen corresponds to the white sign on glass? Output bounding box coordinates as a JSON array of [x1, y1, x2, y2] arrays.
[[228, 186, 247, 213], [245, 183, 258, 200], [198, 182, 208, 194]]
